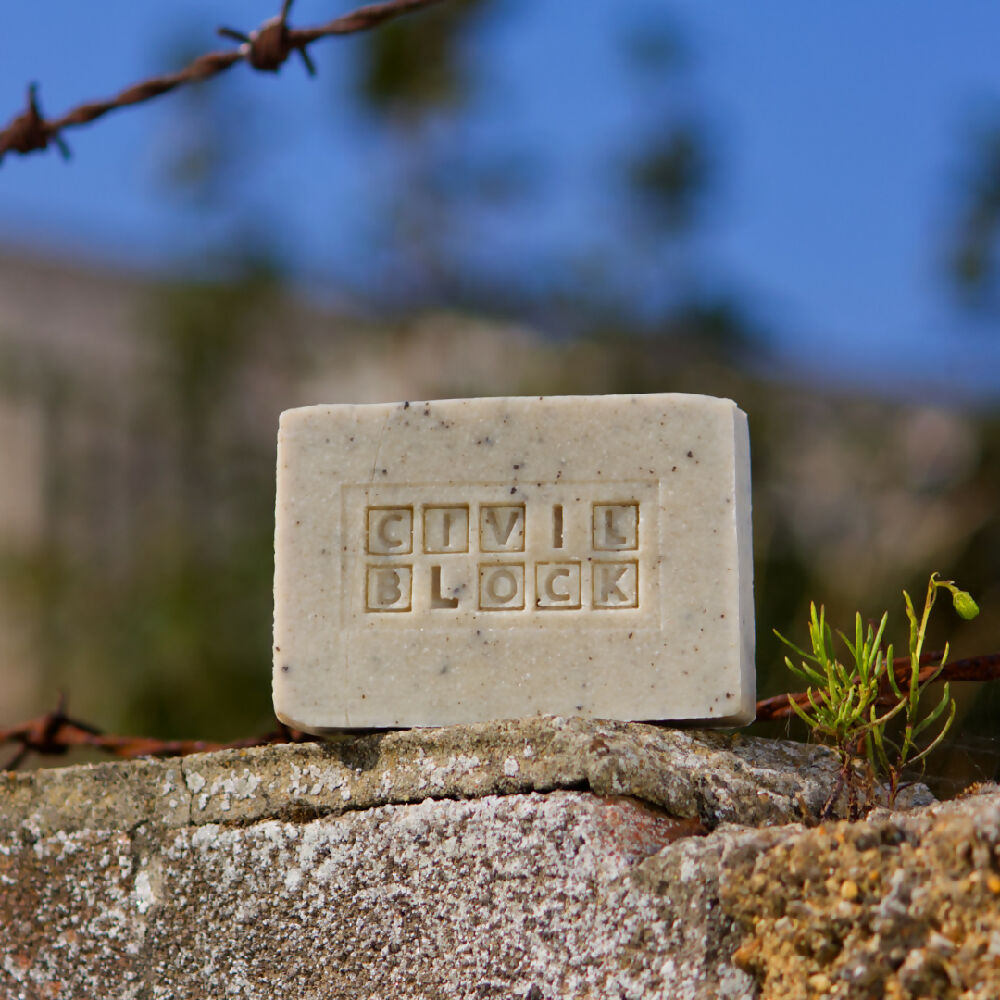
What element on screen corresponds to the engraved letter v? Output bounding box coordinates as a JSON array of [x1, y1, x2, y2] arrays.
[[485, 508, 519, 546]]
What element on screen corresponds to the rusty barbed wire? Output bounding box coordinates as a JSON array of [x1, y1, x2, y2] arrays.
[[0, 0, 448, 164], [754, 650, 1000, 722], [3, 652, 1000, 770], [0, 694, 313, 772]]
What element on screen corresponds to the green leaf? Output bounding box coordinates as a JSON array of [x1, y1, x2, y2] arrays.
[[885, 643, 902, 699], [788, 695, 817, 729], [785, 654, 826, 688], [903, 590, 919, 655], [773, 629, 815, 664], [912, 684, 953, 738], [908, 698, 957, 766]]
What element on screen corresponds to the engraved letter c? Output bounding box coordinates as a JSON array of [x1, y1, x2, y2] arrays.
[[544, 567, 571, 602], [378, 512, 406, 550]]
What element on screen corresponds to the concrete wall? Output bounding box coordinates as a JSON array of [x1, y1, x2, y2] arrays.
[[5, 716, 997, 999]]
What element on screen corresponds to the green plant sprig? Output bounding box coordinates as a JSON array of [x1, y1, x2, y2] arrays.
[[775, 572, 979, 817], [870, 573, 978, 801]]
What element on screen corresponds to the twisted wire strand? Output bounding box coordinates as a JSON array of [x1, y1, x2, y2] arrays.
[[0, 0, 447, 163], [4, 651, 1000, 768]]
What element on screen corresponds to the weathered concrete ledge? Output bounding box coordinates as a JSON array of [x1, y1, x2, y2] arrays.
[[4, 716, 997, 999], [0, 716, 846, 838]]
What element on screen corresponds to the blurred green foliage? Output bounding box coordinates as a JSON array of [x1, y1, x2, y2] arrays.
[[950, 119, 1000, 305], [356, 0, 492, 118], [625, 125, 708, 233], [3, 265, 287, 740]]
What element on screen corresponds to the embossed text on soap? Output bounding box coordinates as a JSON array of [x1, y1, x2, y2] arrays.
[[346, 484, 655, 620]]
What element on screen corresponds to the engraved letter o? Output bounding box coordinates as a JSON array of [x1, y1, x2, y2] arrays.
[[486, 568, 518, 604]]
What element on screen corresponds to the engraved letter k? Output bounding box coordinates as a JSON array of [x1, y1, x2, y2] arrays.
[[597, 565, 628, 603]]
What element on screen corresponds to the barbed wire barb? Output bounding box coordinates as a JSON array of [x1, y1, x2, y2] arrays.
[[0, 0, 448, 165], [1, 83, 72, 161]]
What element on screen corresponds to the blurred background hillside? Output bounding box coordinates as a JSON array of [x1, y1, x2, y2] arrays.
[[1, 1, 999, 790]]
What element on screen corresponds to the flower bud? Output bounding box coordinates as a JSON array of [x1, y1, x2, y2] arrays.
[[951, 589, 980, 620]]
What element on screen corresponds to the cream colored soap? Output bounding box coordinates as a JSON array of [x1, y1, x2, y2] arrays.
[[273, 394, 754, 732]]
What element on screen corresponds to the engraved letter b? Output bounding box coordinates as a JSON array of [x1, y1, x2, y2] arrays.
[[377, 569, 402, 606]]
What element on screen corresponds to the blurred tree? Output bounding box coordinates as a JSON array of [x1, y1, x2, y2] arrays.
[[1, 27, 293, 741], [619, 11, 709, 240], [111, 31, 292, 736], [611, 8, 731, 341], [117, 262, 283, 737], [347, 0, 740, 353], [150, 28, 257, 218], [350, 0, 513, 301], [626, 126, 708, 234], [358, 0, 491, 116], [949, 117, 1000, 310]]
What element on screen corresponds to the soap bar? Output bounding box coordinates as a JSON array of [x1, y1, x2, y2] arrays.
[[273, 394, 754, 731]]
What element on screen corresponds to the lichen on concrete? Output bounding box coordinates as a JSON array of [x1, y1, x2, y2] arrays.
[[6, 715, 987, 1000], [3, 787, 751, 999], [722, 786, 1000, 1000]]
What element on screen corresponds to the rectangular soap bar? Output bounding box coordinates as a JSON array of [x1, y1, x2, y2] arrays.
[[273, 393, 754, 731]]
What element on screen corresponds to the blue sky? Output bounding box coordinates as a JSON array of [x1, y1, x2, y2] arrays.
[[2, 1, 1000, 398]]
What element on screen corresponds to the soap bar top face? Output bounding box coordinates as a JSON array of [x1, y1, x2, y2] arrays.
[[273, 394, 754, 732]]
